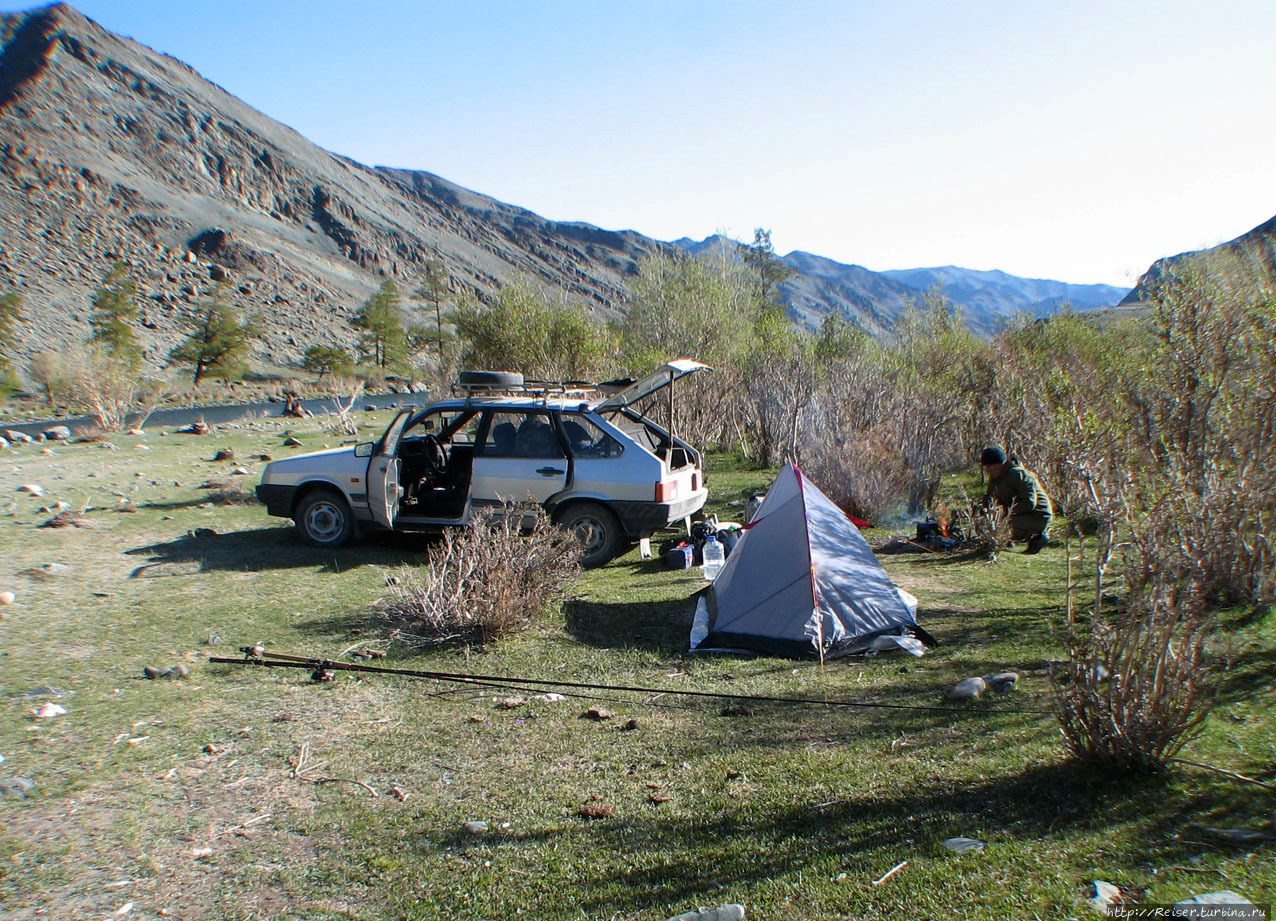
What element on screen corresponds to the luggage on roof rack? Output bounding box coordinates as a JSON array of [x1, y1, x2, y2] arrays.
[[452, 370, 599, 400]]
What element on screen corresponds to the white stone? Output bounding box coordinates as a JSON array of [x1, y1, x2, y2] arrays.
[[947, 677, 987, 699], [984, 672, 1019, 692], [1173, 892, 1259, 919], [17, 484, 44, 497], [1089, 880, 1122, 914], [942, 836, 985, 852], [0, 591, 14, 605], [33, 702, 67, 718]]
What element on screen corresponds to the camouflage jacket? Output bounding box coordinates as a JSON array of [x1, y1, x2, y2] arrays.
[[984, 460, 1053, 522]]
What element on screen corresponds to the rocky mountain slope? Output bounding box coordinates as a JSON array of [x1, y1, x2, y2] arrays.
[[1, 3, 1128, 378], [0, 3, 666, 373], [1121, 213, 1276, 305]]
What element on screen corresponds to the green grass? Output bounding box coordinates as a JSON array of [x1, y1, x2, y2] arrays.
[[0, 419, 1272, 920]]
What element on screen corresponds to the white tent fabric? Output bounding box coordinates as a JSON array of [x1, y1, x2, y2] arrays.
[[690, 463, 923, 659]]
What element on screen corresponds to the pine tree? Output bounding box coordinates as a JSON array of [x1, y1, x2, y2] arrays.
[[411, 259, 452, 359], [302, 344, 354, 382], [351, 280, 406, 369], [89, 261, 142, 369], [742, 228, 794, 306], [0, 289, 23, 393], [168, 282, 259, 386]]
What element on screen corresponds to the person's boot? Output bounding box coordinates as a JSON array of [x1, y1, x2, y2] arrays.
[[1024, 533, 1048, 555]]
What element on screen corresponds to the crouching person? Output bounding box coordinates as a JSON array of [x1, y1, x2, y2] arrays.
[[980, 446, 1053, 554]]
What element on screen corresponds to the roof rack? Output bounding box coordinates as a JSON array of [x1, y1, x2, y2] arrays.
[[450, 370, 599, 404]]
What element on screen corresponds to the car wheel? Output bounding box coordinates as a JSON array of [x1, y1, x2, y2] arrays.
[[295, 489, 354, 548], [555, 502, 625, 568]]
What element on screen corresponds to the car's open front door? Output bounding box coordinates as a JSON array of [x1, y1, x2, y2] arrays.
[[368, 410, 411, 529]]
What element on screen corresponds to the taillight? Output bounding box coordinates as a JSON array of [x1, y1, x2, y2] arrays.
[[692, 471, 701, 491], [655, 480, 679, 502]]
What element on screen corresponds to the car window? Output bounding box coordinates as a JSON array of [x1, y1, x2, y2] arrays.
[[563, 414, 623, 458], [481, 411, 563, 458], [404, 410, 480, 444], [444, 411, 482, 446]]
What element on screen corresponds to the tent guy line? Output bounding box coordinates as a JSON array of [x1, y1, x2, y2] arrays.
[[207, 653, 1051, 716]]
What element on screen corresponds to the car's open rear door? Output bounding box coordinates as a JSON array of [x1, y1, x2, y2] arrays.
[[368, 410, 411, 529], [594, 359, 711, 412]]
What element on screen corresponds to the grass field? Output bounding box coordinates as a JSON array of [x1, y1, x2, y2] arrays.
[[0, 412, 1272, 920]]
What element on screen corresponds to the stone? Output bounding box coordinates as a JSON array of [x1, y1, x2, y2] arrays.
[[1088, 880, 1123, 914], [33, 702, 67, 718], [942, 836, 985, 853], [6, 430, 33, 444], [43, 425, 72, 440], [1172, 892, 1260, 918], [462, 821, 488, 836], [984, 672, 1019, 693], [0, 776, 35, 797], [947, 677, 986, 699], [283, 436, 303, 447], [665, 907, 746, 921], [17, 484, 44, 497], [0, 591, 14, 605]]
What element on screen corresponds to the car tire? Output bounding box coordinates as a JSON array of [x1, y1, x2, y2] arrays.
[[458, 370, 524, 390], [295, 489, 354, 548], [555, 502, 625, 568]]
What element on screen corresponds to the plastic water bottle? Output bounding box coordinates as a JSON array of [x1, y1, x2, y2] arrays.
[[701, 534, 725, 580]]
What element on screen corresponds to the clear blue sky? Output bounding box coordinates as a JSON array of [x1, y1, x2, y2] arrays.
[[48, 0, 1276, 286]]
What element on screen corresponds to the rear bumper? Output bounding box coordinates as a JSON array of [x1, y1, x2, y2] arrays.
[[610, 489, 707, 538]]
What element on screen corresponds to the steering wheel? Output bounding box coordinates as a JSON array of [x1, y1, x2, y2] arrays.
[[422, 433, 447, 476]]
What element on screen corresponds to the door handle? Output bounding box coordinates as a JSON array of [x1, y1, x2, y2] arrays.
[[536, 467, 565, 476]]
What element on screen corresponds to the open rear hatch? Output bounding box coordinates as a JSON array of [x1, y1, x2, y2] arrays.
[[594, 359, 712, 411]]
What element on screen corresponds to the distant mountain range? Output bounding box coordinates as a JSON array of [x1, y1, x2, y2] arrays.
[[0, 4, 1140, 375], [675, 235, 1129, 335]]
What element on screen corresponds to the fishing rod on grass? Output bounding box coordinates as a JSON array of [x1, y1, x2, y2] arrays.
[[209, 647, 1050, 716]]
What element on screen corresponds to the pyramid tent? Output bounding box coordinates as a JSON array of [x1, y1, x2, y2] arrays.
[[690, 463, 925, 659]]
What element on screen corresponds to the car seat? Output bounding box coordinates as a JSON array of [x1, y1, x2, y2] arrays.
[[489, 421, 517, 455]]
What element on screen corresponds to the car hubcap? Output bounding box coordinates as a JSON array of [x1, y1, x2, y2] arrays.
[[305, 503, 344, 542], [573, 518, 605, 553]]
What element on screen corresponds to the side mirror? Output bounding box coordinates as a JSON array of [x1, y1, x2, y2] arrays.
[[354, 442, 374, 458]]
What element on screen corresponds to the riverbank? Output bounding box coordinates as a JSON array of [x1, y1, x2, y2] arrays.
[[0, 389, 434, 439]]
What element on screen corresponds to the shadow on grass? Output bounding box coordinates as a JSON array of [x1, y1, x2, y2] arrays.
[[1214, 643, 1276, 706], [563, 595, 694, 656], [403, 759, 1270, 918], [124, 526, 438, 576]]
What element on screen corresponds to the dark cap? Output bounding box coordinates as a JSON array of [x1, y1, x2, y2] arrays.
[[980, 445, 1007, 466]]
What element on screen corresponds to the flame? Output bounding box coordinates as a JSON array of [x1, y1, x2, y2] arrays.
[[936, 505, 951, 538]]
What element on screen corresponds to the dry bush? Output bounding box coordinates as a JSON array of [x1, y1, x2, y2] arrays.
[[205, 485, 258, 506], [1050, 565, 1220, 773], [957, 488, 1011, 554], [39, 510, 94, 529], [380, 505, 580, 647], [323, 382, 366, 437], [800, 433, 912, 523]]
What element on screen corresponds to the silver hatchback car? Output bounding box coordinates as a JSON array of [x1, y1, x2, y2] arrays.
[[256, 360, 711, 567]]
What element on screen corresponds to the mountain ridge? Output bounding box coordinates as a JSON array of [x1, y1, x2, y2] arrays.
[[2, 3, 1128, 376], [1122, 213, 1276, 305]]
